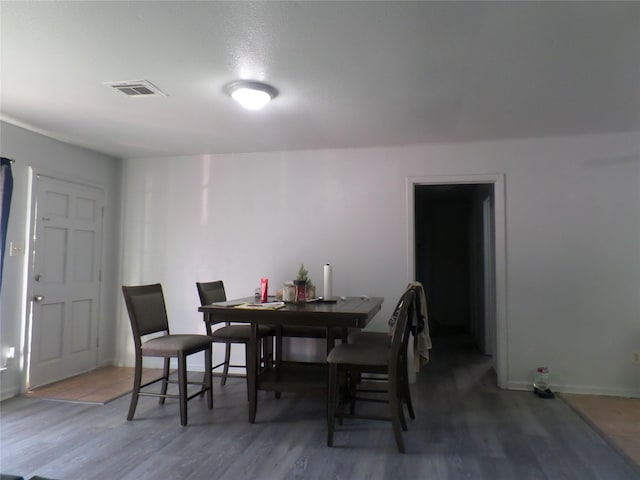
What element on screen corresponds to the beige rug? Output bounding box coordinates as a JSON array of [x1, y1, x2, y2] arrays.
[[26, 366, 164, 405], [562, 393, 640, 466]]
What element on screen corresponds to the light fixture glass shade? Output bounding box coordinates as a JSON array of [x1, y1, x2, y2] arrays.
[[225, 80, 278, 110], [231, 87, 272, 110]]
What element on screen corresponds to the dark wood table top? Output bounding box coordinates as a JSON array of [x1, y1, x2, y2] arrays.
[[199, 296, 384, 329]]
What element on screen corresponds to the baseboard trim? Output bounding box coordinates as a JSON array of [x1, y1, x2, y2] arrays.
[[507, 380, 640, 398]]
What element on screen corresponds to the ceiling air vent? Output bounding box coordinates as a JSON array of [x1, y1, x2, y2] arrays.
[[104, 80, 167, 97]]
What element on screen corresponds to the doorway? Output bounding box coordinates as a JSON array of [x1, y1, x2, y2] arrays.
[[414, 184, 492, 348], [408, 174, 506, 387]]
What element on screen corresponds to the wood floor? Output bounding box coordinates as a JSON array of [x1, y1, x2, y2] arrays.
[[25, 367, 164, 404], [561, 393, 640, 465], [1, 336, 638, 480]]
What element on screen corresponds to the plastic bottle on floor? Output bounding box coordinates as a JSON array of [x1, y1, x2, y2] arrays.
[[533, 367, 549, 391], [533, 367, 554, 398]]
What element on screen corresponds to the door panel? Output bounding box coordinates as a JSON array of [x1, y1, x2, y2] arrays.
[[42, 227, 67, 282], [71, 299, 92, 353], [28, 175, 103, 388], [74, 230, 95, 281], [37, 302, 64, 362]]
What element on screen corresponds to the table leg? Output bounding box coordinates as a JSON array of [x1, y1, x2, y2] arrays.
[[248, 322, 258, 423], [325, 327, 336, 423], [201, 312, 214, 397], [325, 327, 336, 356]]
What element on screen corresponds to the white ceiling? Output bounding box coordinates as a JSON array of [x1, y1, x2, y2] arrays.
[[1, 1, 639, 159]]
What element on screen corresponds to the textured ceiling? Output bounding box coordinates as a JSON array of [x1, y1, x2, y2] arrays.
[[1, 1, 639, 159]]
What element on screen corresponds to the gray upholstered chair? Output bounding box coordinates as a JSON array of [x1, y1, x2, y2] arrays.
[[326, 287, 416, 453], [196, 281, 275, 386], [122, 283, 213, 426], [347, 292, 417, 420]]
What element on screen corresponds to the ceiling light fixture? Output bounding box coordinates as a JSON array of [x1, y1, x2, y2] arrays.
[[224, 80, 278, 110]]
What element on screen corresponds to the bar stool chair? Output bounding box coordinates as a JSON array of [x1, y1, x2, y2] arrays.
[[326, 287, 415, 453], [196, 281, 275, 386], [347, 289, 417, 420], [122, 283, 213, 426]]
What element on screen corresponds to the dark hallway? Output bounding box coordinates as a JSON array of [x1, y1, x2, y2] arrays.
[[414, 183, 495, 357]]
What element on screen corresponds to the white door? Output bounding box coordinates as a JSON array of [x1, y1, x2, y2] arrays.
[[28, 174, 103, 388]]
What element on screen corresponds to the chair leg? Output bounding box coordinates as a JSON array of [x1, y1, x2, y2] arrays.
[[327, 363, 338, 446], [338, 371, 350, 425], [263, 335, 274, 369], [399, 391, 408, 432], [159, 357, 170, 405], [127, 353, 143, 421], [275, 328, 283, 368], [275, 330, 282, 399], [347, 372, 357, 417], [199, 342, 216, 399], [178, 354, 188, 426], [389, 377, 405, 453], [205, 346, 213, 410], [394, 363, 408, 431], [200, 370, 208, 398], [400, 356, 415, 420], [244, 343, 251, 401], [402, 375, 415, 420], [221, 342, 231, 386]]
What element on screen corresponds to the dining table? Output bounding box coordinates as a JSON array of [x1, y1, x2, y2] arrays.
[[198, 296, 384, 423]]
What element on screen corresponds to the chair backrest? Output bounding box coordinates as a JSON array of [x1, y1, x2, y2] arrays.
[[400, 286, 418, 353], [388, 287, 416, 373], [196, 280, 227, 306], [122, 284, 170, 345]]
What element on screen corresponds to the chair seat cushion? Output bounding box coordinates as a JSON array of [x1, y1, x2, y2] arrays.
[[349, 330, 391, 346], [141, 334, 212, 356], [211, 324, 273, 342], [327, 343, 389, 366]]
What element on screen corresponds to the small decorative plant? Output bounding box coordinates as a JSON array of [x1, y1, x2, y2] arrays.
[[296, 263, 316, 299]]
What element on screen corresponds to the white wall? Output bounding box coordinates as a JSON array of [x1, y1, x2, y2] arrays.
[[0, 121, 121, 400], [3, 123, 636, 401], [118, 132, 640, 397]]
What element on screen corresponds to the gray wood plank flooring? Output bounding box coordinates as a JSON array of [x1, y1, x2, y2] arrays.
[[1, 336, 638, 480]]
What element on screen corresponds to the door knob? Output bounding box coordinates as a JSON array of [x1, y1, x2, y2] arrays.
[[33, 295, 45, 303]]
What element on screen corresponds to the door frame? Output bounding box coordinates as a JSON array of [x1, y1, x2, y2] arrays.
[[482, 194, 496, 357], [407, 174, 508, 389]]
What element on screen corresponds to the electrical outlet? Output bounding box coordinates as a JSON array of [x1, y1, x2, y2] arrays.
[[9, 241, 24, 257], [633, 351, 640, 364]]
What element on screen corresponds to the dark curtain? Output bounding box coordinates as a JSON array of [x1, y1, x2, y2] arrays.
[[0, 157, 13, 292]]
